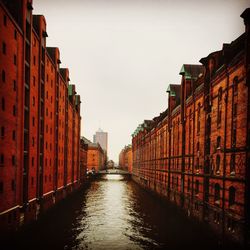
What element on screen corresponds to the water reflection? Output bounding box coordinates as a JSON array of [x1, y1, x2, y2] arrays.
[[4, 174, 241, 250]]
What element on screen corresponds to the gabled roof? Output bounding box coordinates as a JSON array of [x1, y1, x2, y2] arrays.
[[179, 64, 204, 80]]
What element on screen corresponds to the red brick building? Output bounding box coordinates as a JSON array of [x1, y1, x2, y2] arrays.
[[132, 9, 250, 245], [0, 0, 82, 233], [80, 137, 88, 183], [119, 145, 132, 173]]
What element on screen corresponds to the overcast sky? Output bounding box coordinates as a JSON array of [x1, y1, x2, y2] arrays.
[[33, 0, 249, 163]]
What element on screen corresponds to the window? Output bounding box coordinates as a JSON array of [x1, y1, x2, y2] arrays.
[[32, 157, 34, 166], [12, 155, 16, 166], [197, 103, 201, 134], [187, 179, 191, 192], [33, 76, 35, 86], [229, 186, 236, 206], [216, 155, 220, 173], [197, 142, 200, 152], [230, 154, 235, 174], [233, 76, 238, 95], [2, 70, 5, 82], [216, 136, 221, 149], [217, 88, 222, 126], [32, 137, 35, 146], [13, 105, 16, 116], [13, 80, 16, 91], [32, 96, 35, 106], [214, 183, 220, 204], [11, 180, 15, 191], [32, 117, 35, 126], [1, 98, 5, 110], [195, 180, 199, 195], [1, 126, 4, 138], [218, 88, 222, 102], [33, 55, 36, 65], [14, 30, 17, 40], [233, 103, 237, 118], [12, 130, 16, 141], [2, 42, 6, 54], [14, 54, 17, 65], [31, 177, 34, 186], [0, 154, 4, 164], [0, 182, 3, 193], [3, 15, 7, 26]]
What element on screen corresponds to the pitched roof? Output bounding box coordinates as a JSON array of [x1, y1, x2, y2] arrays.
[[179, 64, 204, 80]]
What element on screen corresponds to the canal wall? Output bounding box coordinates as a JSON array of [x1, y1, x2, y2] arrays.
[[131, 174, 246, 247]]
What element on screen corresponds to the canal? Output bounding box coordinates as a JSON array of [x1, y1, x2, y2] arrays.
[[3, 175, 240, 249]]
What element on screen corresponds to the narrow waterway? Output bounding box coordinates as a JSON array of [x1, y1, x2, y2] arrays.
[[4, 175, 239, 249]]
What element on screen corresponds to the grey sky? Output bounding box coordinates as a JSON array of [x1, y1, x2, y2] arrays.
[[33, 0, 249, 162]]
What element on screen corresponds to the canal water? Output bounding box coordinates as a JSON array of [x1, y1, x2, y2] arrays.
[[3, 175, 240, 250]]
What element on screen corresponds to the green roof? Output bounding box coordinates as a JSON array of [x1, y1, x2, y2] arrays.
[[68, 85, 73, 96]]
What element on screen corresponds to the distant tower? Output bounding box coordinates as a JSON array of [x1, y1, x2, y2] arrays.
[[93, 128, 108, 155]]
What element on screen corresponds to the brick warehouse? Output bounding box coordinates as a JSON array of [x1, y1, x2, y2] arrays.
[[0, 0, 82, 232], [132, 9, 250, 245]]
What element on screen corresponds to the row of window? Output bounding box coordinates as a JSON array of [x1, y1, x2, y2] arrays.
[[0, 154, 16, 166], [0, 180, 16, 193], [1, 127, 16, 140]]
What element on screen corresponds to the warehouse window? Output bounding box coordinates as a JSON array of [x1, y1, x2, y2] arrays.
[[31, 177, 34, 186], [1, 126, 4, 138], [13, 80, 16, 91], [217, 88, 222, 126], [2, 42, 6, 54], [229, 186, 236, 206], [230, 154, 235, 174], [216, 136, 221, 149], [14, 30, 17, 40], [0, 182, 3, 193], [12, 155, 16, 166], [14, 54, 17, 65], [13, 105, 16, 116], [32, 157, 34, 166], [195, 180, 199, 195], [1, 98, 5, 110], [197, 103, 201, 134], [32, 96, 35, 106], [11, 180, 15, 191], [3, 15, 7, 26], [2, 70, 5, 82], [0, 154, 4, 165], [12, 130, 16, 141], [187, 179, 191, 192], [233, 76, 238, 95], [214, 183, 220, 204], [216, 155, 220, 173]]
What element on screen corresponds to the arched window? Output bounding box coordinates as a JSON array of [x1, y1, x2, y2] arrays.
[[214, 183, 220, 204], [229, 186, 236, 206], [216, 155, 220, 173]]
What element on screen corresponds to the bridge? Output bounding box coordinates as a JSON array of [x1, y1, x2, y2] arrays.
[[97, 169, 131, 176]]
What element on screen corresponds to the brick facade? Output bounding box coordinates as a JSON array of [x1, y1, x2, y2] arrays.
[[0, 0, 82, 233], [132, 9, 250, 245]]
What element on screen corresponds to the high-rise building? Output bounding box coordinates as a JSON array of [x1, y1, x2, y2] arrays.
[[93, 128, 108, 154]]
